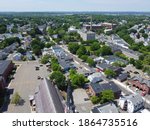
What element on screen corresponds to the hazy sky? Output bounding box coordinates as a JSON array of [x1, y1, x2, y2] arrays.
[[0, 0, 149, 12]]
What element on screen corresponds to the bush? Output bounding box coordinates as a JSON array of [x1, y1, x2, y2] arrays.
[[11, 92, 21, 105]]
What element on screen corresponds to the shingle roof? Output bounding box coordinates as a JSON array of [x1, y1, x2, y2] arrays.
[[91, 102, 119, 113], [0, 60, 12, 75], [34, 78, 65, 113], [90, 81, 121, 94]]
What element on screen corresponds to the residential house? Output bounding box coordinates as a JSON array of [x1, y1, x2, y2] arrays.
[[117, 73, 129, 82], [13, 53, 22, 61], [118, 94, 144, 113], [89, 81, 121, 98], [91, 102, 119, 113], [88, 72, 103, 83]]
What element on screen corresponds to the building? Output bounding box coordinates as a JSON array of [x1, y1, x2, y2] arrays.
[[30, 78, 66, 113], [78, 30, 95, 41], [101, 22, 117, 29], [83, 24, 102, 31], [0, 60, 14, 89], [118, 94, 144, 113], [128, 76, 150, 95], [89, 81, 121, 98], [117, 73, 129, 82], [91, 102, 119, 113], [68, 26, 77, 33], [87, 72, 103, 83], [13, 53, 22, 61]]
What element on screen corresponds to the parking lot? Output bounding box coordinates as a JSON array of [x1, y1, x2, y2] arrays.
[[5, 61, 49, 113], [73, 88, 93, 113]]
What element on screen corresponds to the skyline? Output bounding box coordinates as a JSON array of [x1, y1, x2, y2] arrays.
[[0, 0, 150, 12]]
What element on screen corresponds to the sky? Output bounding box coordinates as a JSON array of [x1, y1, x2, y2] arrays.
[[0, 0, 149, 12]]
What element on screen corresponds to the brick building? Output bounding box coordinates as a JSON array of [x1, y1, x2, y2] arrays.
[[128, 76, 150, 95], [0, 60, 14, 89]]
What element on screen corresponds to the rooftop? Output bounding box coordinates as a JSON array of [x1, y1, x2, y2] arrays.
[[0, 60, 12, 75], [91, 102, 119, 113], [34, 78, 65, 113]]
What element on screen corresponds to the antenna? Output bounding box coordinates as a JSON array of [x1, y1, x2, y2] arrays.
[[90, 15, 92, 31]]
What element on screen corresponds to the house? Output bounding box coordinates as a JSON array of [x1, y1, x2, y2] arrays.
[[118, 94, 144, 113], [89, 81, 121, 98], [30, 78, 65, 113], [87, 73, 103, 83], [0, 60, 14, 89], [91, 102, 119, 113], [0, 51, 8, 60], [13, 53, 22, 61], [117, 73, 129, 82], [68, 26, 77, 33], [128, 76, 150, 95], [104, 55, 128, 65]]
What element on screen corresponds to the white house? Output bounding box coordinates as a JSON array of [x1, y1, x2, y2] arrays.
[[68, 26, 77, 33], [13, 53, 22, 61], [88, 73, 102, 83], [118, 94, 144, 113]]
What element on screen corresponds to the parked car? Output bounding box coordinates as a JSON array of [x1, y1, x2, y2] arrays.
[[141, 91, 146, 96]]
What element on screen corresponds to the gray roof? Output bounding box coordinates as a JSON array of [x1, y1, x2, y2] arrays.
[[0, 60, 12, 75], [96, 63, 110, 70], [34, 78, 65, 113], [131, 76, 150, 87], [118, 73, 129, 81], [91, 102, 119, 113], [90, 81, 121, 94]]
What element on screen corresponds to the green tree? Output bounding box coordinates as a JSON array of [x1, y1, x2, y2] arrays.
[[101, 90, 115, 104], [0, 24, 7, 34], [135, 60, 143, 69], [76, 45, 87, 58], [50, 71, 66, 91], [68, 43, 80, 54], [11, 92, 21, 105], [100, 45, 112, 56], [51, 63, 61, 71], [40, 55, 51, 64], [86, 57, 95, 67], [80, 55, 88, 62], [17, 48, 26, 54], [90, 42, 100, 51], [104, 69, 116, 78], [90, 96, 100, 104]]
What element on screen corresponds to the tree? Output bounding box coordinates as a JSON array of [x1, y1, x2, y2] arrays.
[[40, 55, 51, 64], [129, 58, 135, 65], [50, 71, 66, 91], [90, 96, 100, 104], [17, 48, 26, 54], [135, 60, 143, 69], [101, 90, 115, 104], [90, 42, 100, 51], [51, 63, 61, 71], [11, 92, 21, 105], [100, 45, 112, 56], [68, 43, 80, 54], [86, 57, 95, 67], [80, 55, 88, 62], [104, 69, 116, 78], [0, 24, 7, 34], [77, 45, 87, 58]]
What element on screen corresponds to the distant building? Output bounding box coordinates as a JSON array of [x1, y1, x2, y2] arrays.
[[68, 26, 77, 33], [101, 22, 117, 29], [118, 94, 144, 113], [91, 102, 119, 113], [78, 30, 95, 41], [83, 24, 102, 31], [89, 81, 121, 98], [0, 60, 14, 89], [30, 78, 66, 113]]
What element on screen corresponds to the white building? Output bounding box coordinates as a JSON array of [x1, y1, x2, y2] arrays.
[[68, 26, 77, 33], [13, 53, 22, 61], [88, 72, 102, 83], [118, 94, 144, 113], [78, 30, 95, 41]]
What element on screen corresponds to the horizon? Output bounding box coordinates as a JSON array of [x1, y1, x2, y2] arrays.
[[0, 0, 150, 12]]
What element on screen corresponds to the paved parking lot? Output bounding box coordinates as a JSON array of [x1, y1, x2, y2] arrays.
[[5, 61, 49, 113], [73, 88, 93, 113]]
